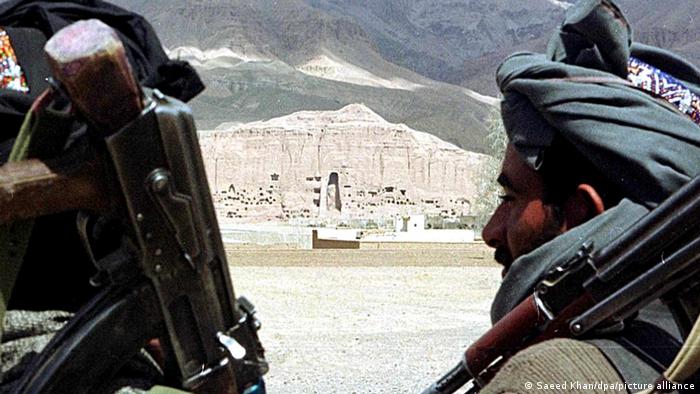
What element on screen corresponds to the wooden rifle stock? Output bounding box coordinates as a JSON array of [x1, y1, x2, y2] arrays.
[[0, 146, 111, 223], [421, 292, 598, 393], [423, 296, 550, 393], [464, 293, 593, 384], [464, 295, 545, 382], [47, 19, 244, 394], [42, 18, 266, 394]]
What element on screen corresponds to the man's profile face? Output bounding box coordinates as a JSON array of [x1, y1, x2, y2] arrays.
[[482, 144, 565, 276]]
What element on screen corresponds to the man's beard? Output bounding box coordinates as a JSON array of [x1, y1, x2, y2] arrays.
[[496, 205, 565, 276], [494, 247, 513, 267]]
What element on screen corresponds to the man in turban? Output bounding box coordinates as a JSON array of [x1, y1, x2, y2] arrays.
[[479, 0, 700, 391]]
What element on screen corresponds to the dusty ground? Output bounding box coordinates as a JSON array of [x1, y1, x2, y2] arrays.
[[228, 246, 501, 393]]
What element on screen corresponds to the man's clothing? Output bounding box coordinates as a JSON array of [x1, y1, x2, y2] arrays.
[[1, 311, 165, 394], [493, 0, 700, 320], [482, 339, 628, 394], [497, 1, 700, 212], [0, 0, 205, 162], [488, 0, 700, 390], [0, 1, 204, 392], [492, 0, 700, 335]]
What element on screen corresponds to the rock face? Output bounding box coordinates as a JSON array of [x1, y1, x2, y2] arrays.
[[112, 0, 700, 97], [199, 104, 489, 224], [111, 0, 497, 153], [304, 0, 566, 92]]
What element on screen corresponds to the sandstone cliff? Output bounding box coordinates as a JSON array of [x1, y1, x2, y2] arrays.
[[199, 104, 489, 224]]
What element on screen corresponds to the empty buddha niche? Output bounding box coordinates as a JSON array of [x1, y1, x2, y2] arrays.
[[326, 172, 341, 213]]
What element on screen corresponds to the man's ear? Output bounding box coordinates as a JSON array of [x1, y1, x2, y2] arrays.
[[563, 184, 605, 228]]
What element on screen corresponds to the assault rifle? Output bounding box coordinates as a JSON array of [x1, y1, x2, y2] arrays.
[[0, 20, 267, 393], [423, 169, 700, 393]]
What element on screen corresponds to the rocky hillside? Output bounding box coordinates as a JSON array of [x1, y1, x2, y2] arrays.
[[109, 0, 700, 151], [303, 0, 568, 93], [182, 52, 494, 152], [108, 0, 376, 65], [110, 0, 561, 95], [112, 0, 700, 92], [616, 0, 700, 67], [301, 0, 700, 94], [110, 0, 498, 152], [198, 104, 489, 223]]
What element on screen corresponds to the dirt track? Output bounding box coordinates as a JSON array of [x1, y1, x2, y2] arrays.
[[228, 246, 501, 393], [226, 242, 495, 267]]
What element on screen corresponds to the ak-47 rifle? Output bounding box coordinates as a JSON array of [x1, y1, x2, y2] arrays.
[[0, 20, 267, 393], [423, 170, 700, 393]]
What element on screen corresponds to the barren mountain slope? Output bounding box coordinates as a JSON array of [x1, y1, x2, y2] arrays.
[[112, 0, 496, 152], [304, 0, 568, 92]]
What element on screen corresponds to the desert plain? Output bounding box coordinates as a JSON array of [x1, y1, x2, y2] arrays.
[[227, 243, 500, 393]]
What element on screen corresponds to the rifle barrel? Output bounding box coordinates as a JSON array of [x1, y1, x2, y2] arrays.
[[421, 362, 471, 394], [595, 175, 700, 281], [572, 232, 700, 334]]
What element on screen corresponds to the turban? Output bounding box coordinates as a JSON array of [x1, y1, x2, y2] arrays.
[[499, 0, 700, 209], [492, 0, 700, 322]]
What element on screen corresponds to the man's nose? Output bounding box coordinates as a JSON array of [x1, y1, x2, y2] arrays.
[[482, 207, 505, 249]]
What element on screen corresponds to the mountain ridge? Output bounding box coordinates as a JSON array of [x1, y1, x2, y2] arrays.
[[109, 0, 700, 152], [111, 0, 497, 152]]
